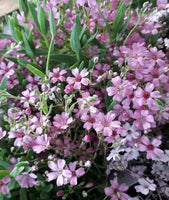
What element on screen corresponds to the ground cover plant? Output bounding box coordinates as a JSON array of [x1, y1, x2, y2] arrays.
[[0, 0, 169, 199]]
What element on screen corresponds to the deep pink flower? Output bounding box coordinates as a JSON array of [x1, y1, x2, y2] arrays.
[[0, 176, 11, 195], [64, 84, 74, 94], [134, 83, 161, 110], [15, 172, 37, 188], [47, 159, 71, 186], [49, 67, 67, 83], [67, 68, 89, 90], [68, 162, 85, 186], [104, 179, 129, 200], [139, 135, 163, 160]]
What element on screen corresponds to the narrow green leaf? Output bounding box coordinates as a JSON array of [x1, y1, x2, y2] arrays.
[[15, 28, 23, 41], [79, 25, 87, 40], [39, 79, 50, 84], [8, 19, 18, 41], [49, 9, 56, 36], [155, 99, 164, 110], [37, 7, 48, 36], [0, 90, 12, 98], [107, 100, 120, 111], [42, 93, 48, 114], [0, 33, 11, 40], [26, 64, 46, 79], [0, 76, 7, 90], [98, 49, 107, 62], [111, 1, 126, 39], [20, 188, 28, 200], [82, 32, 97, 48], [28, 2, 40, 31], [98, 9, 111, 39], [22, 32, 34, 59], [19, 0, 29, 18], [10, 166, 24, 177], [50, 54, 77, 64], [70, 15, 82, 59], [79, 60, 84, 72], [0, 159, 10, 168], [70, 61, 81, 70], [120, 8, 131, 34]]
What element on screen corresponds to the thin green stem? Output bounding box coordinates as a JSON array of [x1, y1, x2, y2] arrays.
[[46, 35, 54, 76]]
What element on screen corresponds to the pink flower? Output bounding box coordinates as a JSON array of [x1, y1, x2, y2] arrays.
[[0, 176, 11, 195], [15, 172, 37, 188], [32, 134, 51, 154], [21, 89, 36, 108], [139, 135, 163, 160], [64, 84, 74, 94], [133, 110, 155, 130], [67, 68, 89, 90], [0, 61, 15, 78], [134, 83, 161, 110], [49, 67, 67, 83], [135, 178, 156, 195], [157, 0, 168, 9], [53, 112, 73, 132], [107, 76, 132, 101], [47, 159, 71, 186], [68, 162, 85, 186], [93, 112, 121, 136], [0, 127, 6, 139], [104, 179, 129, 200]]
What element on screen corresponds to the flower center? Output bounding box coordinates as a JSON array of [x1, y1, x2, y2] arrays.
[[75, 75, 82, 82], [147, 144, 154, 150], [143, 91, 150, 99]]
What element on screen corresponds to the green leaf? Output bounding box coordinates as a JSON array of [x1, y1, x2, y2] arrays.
[[6, 17, 18, 41], [82, 32, 98, 48], [22, 32, 34, 59], [10, 166, 24, 177], [20, 188, 28, 200], [105, 81, 113, 110], [8, 178, 16, 190], [79, 25, 87, 41], [37, 7, 48, 36], [120, 7, 131, 34], [98, 9, 111, 39], [111, 1, 126, 39], [70, 15, 82, 60], [50, 54, 77, 64], [0, 33, 11, 40], [49, 9, 56, 36], [107, 100, 120, 111], [79, 60, 84, 72], [39, 79, 50, 84], [98, 49, 106, 62], [18, 59, 41, 70], [26, 64, 46, 79], [0, 90, 12, 98], [15, 28, 23, 41], [19, 0, 29, 18], [16, 161, 29, 168], [0, 170, 9, 179], [155, 99, 164, 110], [28, 2, 40, 31], [70, 61, 81, 70], [44, 184, 53, 192], [0, 76, 7, 90], [42, 93, 48, 114]]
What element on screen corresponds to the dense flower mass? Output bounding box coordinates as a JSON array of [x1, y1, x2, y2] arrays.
[[0, 0, 169, 199]]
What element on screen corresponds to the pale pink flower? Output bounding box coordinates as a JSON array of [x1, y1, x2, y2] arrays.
[[49, 67, 67, 83], [139, 135, 163, 160], [0, 127, 6, 139], [104, 179, 129, 200], [135, 178, 156, 195], [67, 68, 89, 90], [157, 0, 168, 9], [0, 176, 11, 195], [0, 61, 15, 78], [68, 162, 85, 186], [47, 159, 71, 186], [32, 134, 51, 154], [53, 112, 73, 132], [121, 123, 140, 142], [15, 172, 37, 188], [26, 75, 40, 90], [21, 89, 36, 108]]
